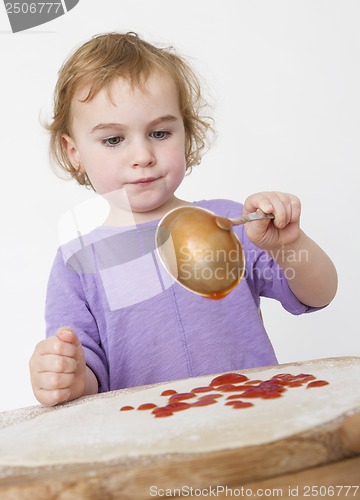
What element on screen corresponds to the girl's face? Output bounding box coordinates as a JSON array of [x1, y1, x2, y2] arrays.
[[63, 73, 187, 219]]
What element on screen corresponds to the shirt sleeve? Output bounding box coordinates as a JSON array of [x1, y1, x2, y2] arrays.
[[242, 234, 326, 315], [45, 248, 110, 392]]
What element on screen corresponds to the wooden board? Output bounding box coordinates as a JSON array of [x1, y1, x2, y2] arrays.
[[0, 357, 359, 499]]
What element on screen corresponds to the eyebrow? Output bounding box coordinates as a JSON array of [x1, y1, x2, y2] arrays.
[[90, 115, 178, 134]]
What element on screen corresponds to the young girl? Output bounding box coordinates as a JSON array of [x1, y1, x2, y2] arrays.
[[29, 32, 338, 406]]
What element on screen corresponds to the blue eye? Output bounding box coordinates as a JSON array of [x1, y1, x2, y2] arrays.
[[102, 136, 122, 147], [151, 131, 170, 140]]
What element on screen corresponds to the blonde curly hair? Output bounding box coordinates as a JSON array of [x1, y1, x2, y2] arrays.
[[46, 32, 214, 187]]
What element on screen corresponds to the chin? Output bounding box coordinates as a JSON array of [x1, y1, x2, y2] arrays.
[[132, 204, 160, 214]]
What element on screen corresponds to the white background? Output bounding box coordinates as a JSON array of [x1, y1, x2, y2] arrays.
[[0, 0, 359, 412]]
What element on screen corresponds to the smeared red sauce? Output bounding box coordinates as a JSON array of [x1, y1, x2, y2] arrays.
[[153, 409, 173, 418], [216, 384, 245, 392], [191, 398, 218, 407], [169, 392, 196, 402], [307, 380, 329, 388], [239, 380, 285, 399], [210, 373, 249, 386], [191, 386, 214, 393], [271, 373, 316, 385], [164, 402, 191, 412], [294, 374, 316, 382], [225, 401, 254, 409], [119, 371, 329, 418], [240, 390, 267, 398], [160, 389, 177, 396], [199, 393, 223, 399], [226, 394, 247, 400], [262, 392, 283, 399], [138, 403, 157, 410]]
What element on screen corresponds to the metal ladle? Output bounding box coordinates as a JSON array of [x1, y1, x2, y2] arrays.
[[155, 206, 274, 300]]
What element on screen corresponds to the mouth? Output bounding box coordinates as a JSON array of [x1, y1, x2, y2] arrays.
[[130, 177, 159, 185]]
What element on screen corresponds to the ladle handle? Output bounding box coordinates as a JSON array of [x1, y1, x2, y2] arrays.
[[231, 209, 275, 225], [216, 209, 274, 230]]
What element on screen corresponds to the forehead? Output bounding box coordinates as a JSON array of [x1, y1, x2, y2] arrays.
[[68, 73, 182, 135], [73, 72, 179, 113]]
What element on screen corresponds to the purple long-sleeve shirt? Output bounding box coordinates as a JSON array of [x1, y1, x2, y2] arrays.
[[45, 199, 321, 392]]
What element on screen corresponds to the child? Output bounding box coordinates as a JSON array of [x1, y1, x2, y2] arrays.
[[29, 32, 337, 406]]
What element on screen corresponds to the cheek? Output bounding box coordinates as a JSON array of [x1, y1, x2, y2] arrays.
[[166, 152, 186, 178], [169, 155, 187, 187], [166, 139, 187, 167], [79, 161, 107, 193]]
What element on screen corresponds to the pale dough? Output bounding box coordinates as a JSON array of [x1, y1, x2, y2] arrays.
[[0, 358, 359, 466]]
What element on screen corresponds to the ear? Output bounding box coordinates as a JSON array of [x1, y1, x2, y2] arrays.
[[61, 134, 84, 172]]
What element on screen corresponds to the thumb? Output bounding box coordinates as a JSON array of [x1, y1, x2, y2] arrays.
[[244, 218, 273, 249], [56, 326, 79, 345]]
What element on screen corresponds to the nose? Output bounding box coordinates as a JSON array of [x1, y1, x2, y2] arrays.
[[129, 139, 155, 168]]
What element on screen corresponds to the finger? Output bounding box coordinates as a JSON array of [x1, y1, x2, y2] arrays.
[[37, 354, 78, 374], [37, 336, 77, 358], [244, 193, 274, 215], [35, 388, 72, 407], [29, 350, 76, 376], [289, 194, 301, 222], [56, 327, 85, 363], [38, 372, 76, 391], [274, 193, 301, 228], [255, 192, 295, 229], [268, 194, 290, 229], [56, 326, 81, 346]]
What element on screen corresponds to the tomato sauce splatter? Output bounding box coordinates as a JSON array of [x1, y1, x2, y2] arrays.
[[307, 380, 329, 388], [168, 392, 196, 402], [119, 371, 329, 418], [138, 403, 157, 410], [225, 401, 254, 409], [210, 373, 249, 386], [160, 389, 177, 396], [191, 386, 214, 393]]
